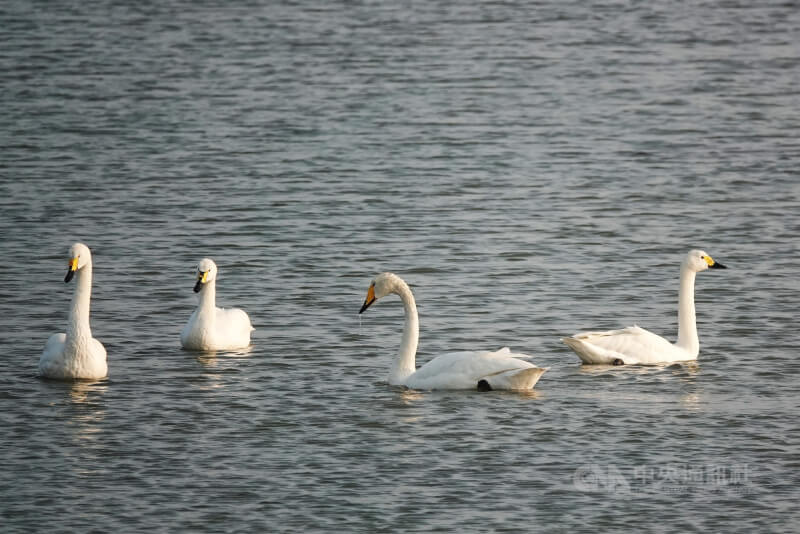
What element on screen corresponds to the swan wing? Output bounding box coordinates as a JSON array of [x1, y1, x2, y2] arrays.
[[563, 326, 684, 365], [39, 333, 67, 376], [217, 307, 253, 333], [406, 349, 543, 390], [84, 338, 108, 378], [476, 346, 534, 361], [42, 333, 67, 359], [180, 309, 199, 346], [89, 338, 108, 361], [484, 367, 548, 390], [215, 307, 253, 348]]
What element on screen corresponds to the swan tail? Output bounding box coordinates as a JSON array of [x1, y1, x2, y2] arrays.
[[562, 336, 594, 364], [484, 367, 546, 391], [562, 336, 628, 365]]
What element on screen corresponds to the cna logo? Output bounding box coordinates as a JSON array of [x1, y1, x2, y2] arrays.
[[573, 464, 631, 494], [572, 463, 753, 496]]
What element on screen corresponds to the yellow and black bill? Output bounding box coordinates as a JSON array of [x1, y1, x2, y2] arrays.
[[359, 285, 376, 314], [194, 270, 209, 293], [64, 257, 78, 283], [705, 255, 727, 269]]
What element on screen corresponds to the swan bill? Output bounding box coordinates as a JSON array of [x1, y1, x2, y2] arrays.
[[194, 271, 209, 293], [64, 258, 78, 283], [359, 285, 376, 314], [704, 255, 727, 269]]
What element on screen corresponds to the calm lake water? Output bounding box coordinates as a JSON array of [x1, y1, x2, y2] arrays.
[[2, 1, 799, 532]]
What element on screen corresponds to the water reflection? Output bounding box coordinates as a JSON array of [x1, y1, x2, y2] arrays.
[[195, 346, 254, 368], [513, 389, 543, 400], [68, 379, 108, 405], [396, 386, 542, 405], [196, 351, 220, 368], [576, 363, 661, 375], [673, 361, 699, 373], [680, 392, 704, 412], [575, 361, 700, 378], [67, 380, 108, 450], [194, 348, 254, 390]]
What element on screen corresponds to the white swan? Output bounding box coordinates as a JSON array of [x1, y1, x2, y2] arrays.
[[562, 249, 727, 365], [181, 258, 253, 351], [359, 272, 546, 390], [39, 243, 108, 380]]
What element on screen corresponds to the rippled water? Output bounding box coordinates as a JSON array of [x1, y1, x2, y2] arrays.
[[2, 1, 799, 532]]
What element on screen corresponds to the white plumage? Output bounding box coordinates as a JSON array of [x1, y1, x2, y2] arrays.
[[181, 258, 253, 351], [562, 249, 727, 365], [359, 272, 546, 391], [39, 243, 108, 380]]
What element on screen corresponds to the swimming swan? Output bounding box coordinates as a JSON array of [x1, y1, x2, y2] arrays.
[[181, 258, 253, 351], [39, 243, 108, 380], [562, 249, 727, 365], [359, 272, 546, 390]]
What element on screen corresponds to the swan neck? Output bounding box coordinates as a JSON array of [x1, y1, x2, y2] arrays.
[[67, 263, 93, 340], [390, 282, 418, 385], [676, 264, 698, 355], [197, 280, 217, 317]]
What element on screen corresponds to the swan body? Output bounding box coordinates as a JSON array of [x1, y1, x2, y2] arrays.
[[562, 249, 727, 365], [39, 243, 108, 380], [181, 258, 253, 351], [359, 272, 546, 390]]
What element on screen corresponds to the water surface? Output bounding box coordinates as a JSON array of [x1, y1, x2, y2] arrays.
[[1, 1, 799, 532]]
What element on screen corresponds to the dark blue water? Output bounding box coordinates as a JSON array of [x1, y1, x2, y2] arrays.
[[1, 1, 799, 532]]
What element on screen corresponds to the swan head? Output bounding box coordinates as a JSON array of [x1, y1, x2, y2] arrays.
[[359, 272, 404, 313], [685, 249, 727, 272], [193, 258, 218, 293], [64, 242, 92, 283]]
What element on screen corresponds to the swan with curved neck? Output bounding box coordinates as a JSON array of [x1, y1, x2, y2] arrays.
[[359, 272, 546, 390], [562, 249, 727, 365], [39, 243, 108, 380], [181, 258, 253, 351]]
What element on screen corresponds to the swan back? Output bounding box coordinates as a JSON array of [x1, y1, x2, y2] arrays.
[[563, 327, 688, 365], [405, 348, 543, 390]]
